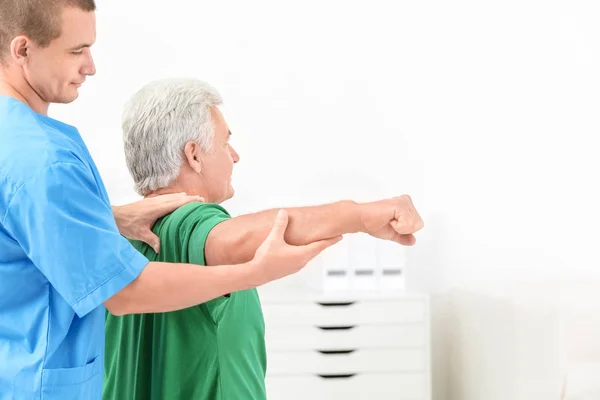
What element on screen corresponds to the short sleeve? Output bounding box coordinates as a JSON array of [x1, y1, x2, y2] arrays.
[[2, 161, 149, 317], [176, 203, 231, 265]]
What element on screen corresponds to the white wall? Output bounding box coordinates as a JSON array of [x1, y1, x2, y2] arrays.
[[49, 0, 600, 398]]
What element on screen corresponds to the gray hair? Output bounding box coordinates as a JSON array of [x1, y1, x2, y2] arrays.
[[122, 78, 223, 196]]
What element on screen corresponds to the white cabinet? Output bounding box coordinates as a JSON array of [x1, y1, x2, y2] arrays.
[[259, 287, 431, 400], [265, 374, 427, 400]]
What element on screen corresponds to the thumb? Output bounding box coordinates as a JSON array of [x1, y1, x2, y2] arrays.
[[267, 209, 289, 242], [390, 218, 414, 235], [141, 232, 161, 254]]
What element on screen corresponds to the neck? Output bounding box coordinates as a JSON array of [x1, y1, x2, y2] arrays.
[[148, 183, 215, 203], [0, 71, 49, 115]]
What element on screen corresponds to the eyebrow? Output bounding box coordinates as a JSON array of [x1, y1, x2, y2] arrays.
[[69, 43, 92, 51]]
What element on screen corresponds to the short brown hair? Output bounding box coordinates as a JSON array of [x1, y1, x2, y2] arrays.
[[0, 0, 95, 60]]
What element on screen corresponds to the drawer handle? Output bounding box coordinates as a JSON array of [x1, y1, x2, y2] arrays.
[[382, 269, 402, 276], [316, 373, 356, 379], [316, 301, 356, 307], [326, 270, 347, 277], [316, 325, 355, 331], [354, 269, 374, 276], [316, 349, 356, 355]]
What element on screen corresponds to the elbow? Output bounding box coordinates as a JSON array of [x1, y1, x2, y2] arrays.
[[104, 300, 128, 316], [105, 305, 127, 317], [104, 292, 133, 316]]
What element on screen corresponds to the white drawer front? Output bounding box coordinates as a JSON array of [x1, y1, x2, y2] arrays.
[[266, 373, 426, 400], [265, 324, 425, 351], [267, 348, 426, 375], [262, 300, 425, 327]]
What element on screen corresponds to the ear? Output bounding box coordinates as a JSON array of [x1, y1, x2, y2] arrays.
[[183, 141, 202, 174], [10, 36, 31, 65]]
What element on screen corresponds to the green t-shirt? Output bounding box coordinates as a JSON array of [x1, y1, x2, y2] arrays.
[[103, 203, 266, 400]]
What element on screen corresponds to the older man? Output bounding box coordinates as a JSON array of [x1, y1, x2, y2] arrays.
[[103, 78, 424, 400]]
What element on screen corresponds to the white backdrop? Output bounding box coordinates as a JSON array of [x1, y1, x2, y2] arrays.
[[49, 1, 600, 397]]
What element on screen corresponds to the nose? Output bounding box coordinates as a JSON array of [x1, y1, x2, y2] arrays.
[[82, 49, 96, 76], [230, 144, 240, 164]]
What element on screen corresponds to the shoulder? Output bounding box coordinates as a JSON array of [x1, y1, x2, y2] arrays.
[[0, 102, 90, 202], [0, 111, 87, 184], [168, 202, 231, 221], [157, 202, 231, 234], [155, 202, 231, 242], [129, 203, 232, 265]]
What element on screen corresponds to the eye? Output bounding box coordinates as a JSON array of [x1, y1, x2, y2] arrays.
[[71, 50, 83, 56]]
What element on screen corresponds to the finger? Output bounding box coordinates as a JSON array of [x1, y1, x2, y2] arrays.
[[398, 194, 412, 204], [151, 192, 202, 203], [158, 192, 192, 200], [140, 232, 161, 253], [266, 210, 289, 242], [390, 218, 423, 235], [394, 234, 416, 246], [410, 216, 424, 232], [301, 235, 343, 257], [416, 218, 424, 231], [409, 206, 424, 231], [172, 192, 205, 200]]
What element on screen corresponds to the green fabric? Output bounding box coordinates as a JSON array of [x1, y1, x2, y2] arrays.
[[103, 203, 266, 400]]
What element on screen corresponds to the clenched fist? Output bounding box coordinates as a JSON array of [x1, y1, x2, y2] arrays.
[[359, 195, 424, 245]]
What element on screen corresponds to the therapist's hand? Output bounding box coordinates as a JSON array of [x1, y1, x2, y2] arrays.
[[250, 210, 343, 285], [112, 193, 204, 253], [359, 195, 424, 246]]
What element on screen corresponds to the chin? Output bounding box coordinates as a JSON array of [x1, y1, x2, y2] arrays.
[[221, 188, 235, 203], [66, 91, 80, 103], [53, 92, 79, 104]]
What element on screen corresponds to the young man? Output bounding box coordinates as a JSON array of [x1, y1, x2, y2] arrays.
[[103, 78, 424, 399], [0, 2, 339, 399]]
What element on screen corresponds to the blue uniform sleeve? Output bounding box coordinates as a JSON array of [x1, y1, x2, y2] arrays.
[[1, 161, 149, 317]]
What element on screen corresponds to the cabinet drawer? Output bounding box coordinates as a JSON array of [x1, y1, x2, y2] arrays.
[[267, 348, 426, 375], [262, 300, 425, 327], [266, 373, 426, 400], [265, 324, 425, 351]]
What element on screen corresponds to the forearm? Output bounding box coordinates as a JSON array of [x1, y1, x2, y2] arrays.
[[206, 200, 362, 265], [104, 261, 260, 315]]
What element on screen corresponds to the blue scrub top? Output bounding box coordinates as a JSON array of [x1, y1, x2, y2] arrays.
[[0, 95, 149, 400]]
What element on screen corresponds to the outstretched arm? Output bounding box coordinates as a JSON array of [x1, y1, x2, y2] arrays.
[[205, 195, 423, 265]]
